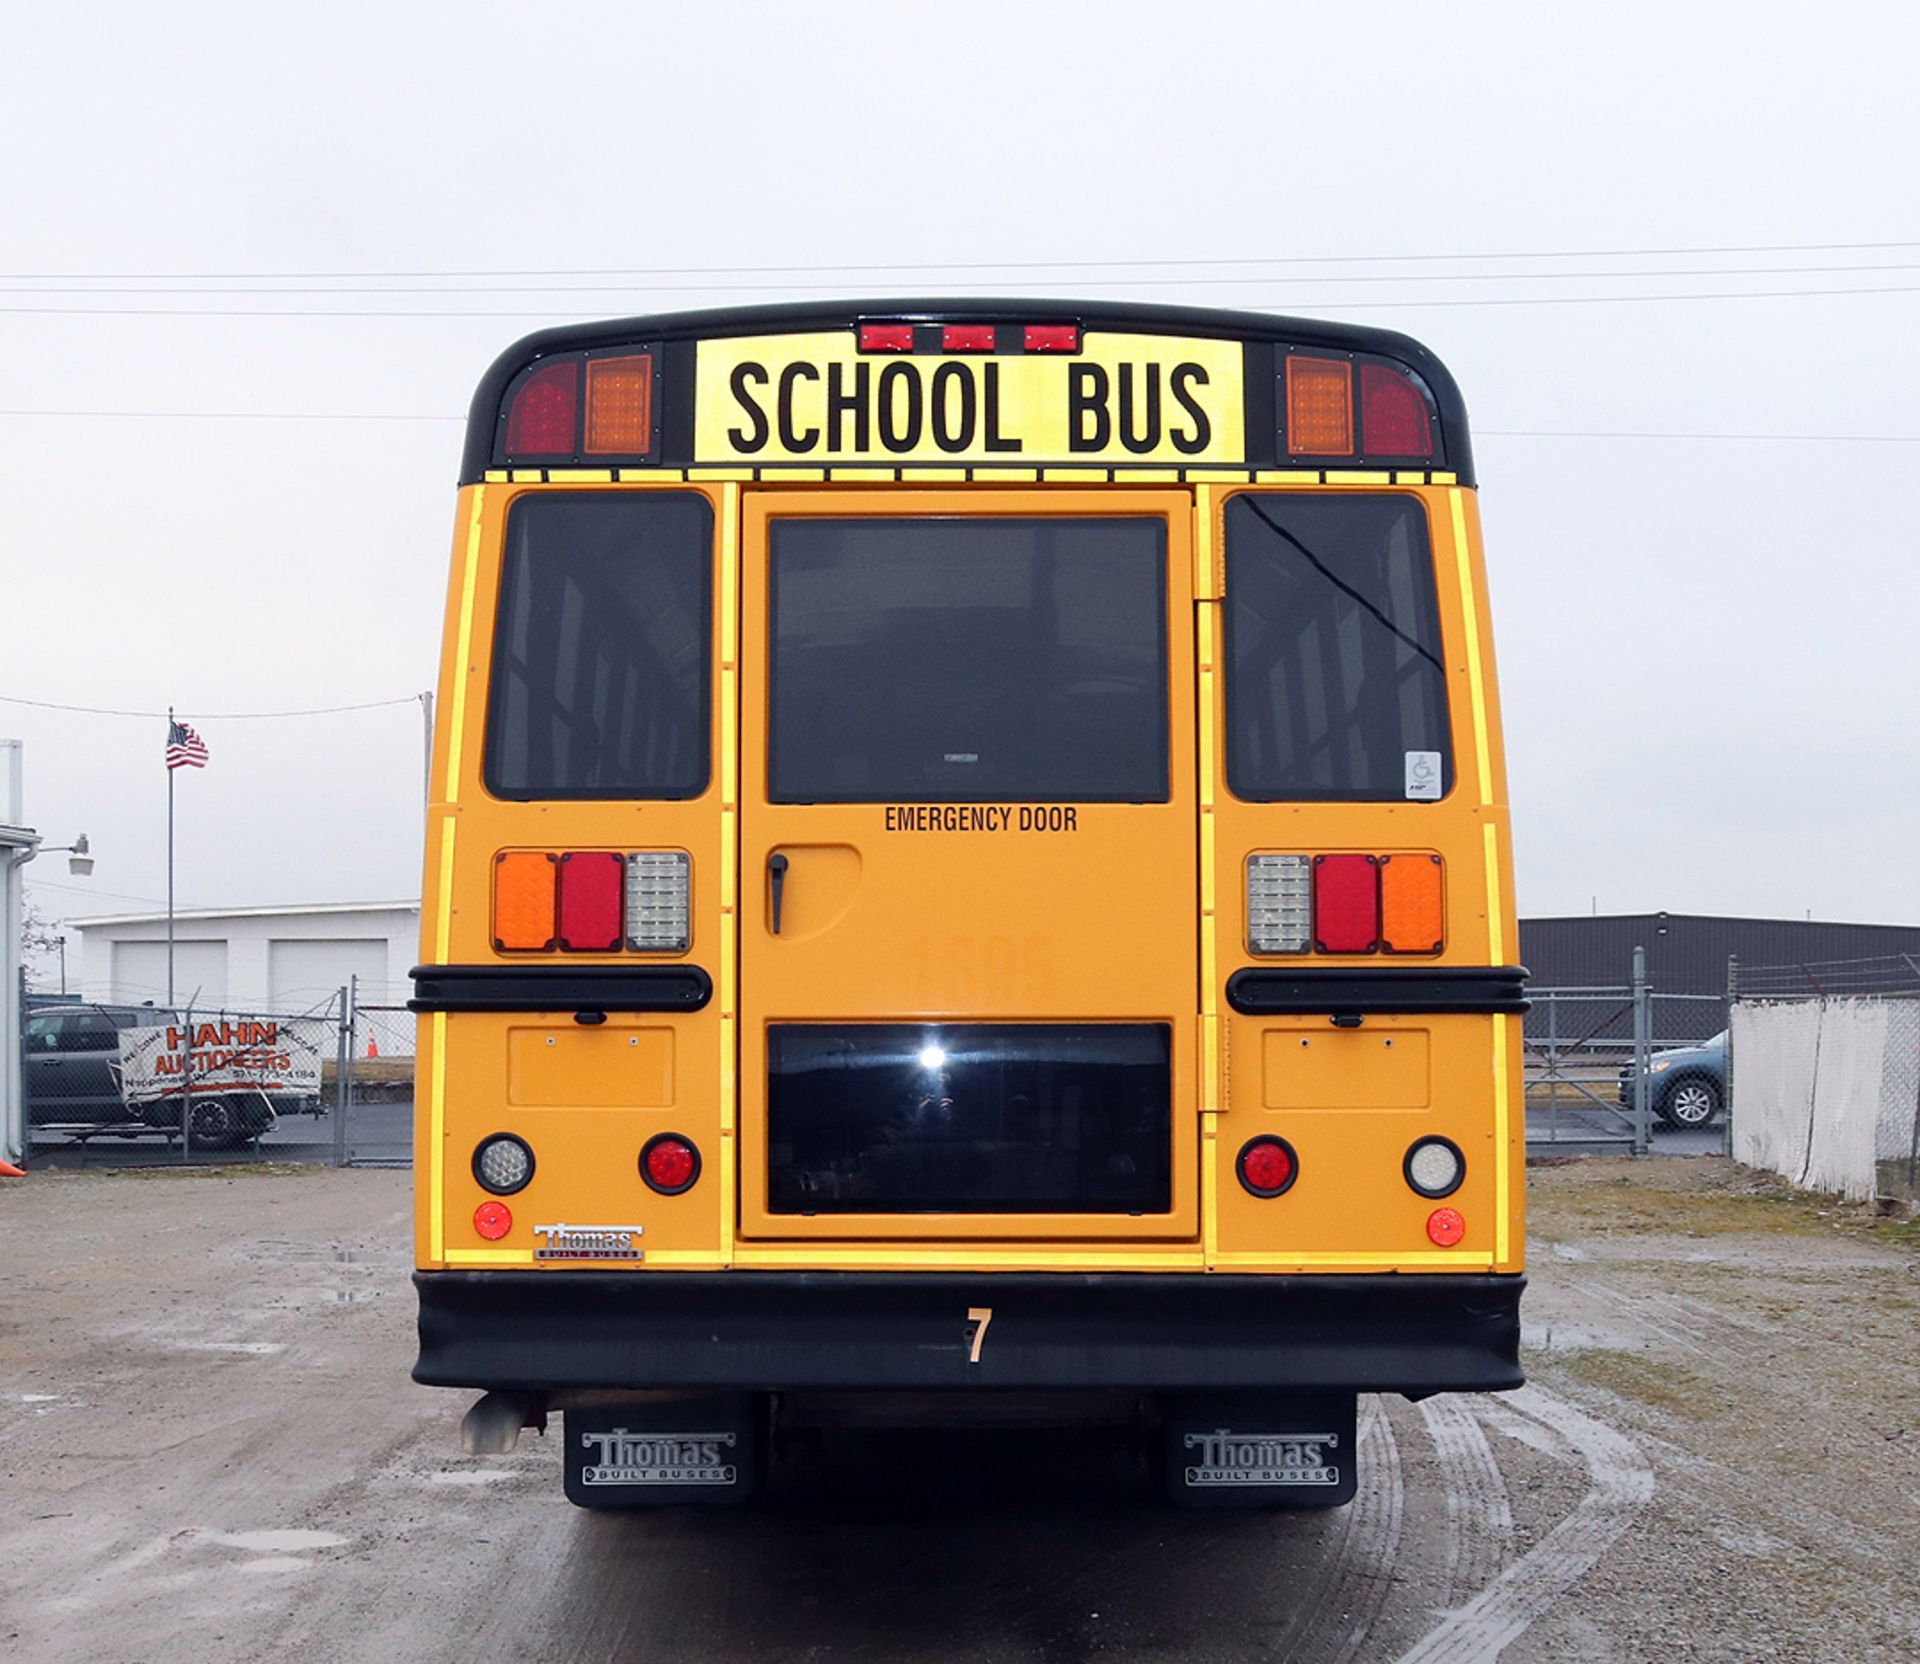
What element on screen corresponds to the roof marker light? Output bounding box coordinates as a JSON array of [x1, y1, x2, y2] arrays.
[[941, 323, 997, 352], [1023, 324, 1079, 352], [859, 323, 915, 352]]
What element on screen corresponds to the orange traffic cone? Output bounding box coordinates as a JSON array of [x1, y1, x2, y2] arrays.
[[366, 1031, 379, 1059], [0, 1159, 26, 1178]]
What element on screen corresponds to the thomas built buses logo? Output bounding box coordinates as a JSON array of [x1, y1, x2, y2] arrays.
[[580, 1429, 738, 1486], [1183, 1429, 1341, 1487], [532, 1223, 644, 1260]]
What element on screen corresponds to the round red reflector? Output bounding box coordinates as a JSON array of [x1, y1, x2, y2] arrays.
[[641, 1134, 700, 1195], [1426, 1206, 1466, 1246], [1237, 1135, 1297, 1197], [474, 1201, 512, 1241]]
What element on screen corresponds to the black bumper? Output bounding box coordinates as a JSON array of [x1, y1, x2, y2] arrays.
[[414, 1270, 1524, 1395]]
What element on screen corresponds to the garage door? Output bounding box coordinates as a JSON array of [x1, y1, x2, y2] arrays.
[[111, 940, 228, 1008], [268, 939, 387, 1012]]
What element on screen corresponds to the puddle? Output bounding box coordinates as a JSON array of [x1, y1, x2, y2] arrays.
[[212, 1529, 348, 1554]]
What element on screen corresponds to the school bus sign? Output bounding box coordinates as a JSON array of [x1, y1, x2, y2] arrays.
[[694, 330, 1246, 466]]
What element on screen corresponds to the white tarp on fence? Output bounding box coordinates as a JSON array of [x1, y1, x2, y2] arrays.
[[1732, 998, 1910, 1202]]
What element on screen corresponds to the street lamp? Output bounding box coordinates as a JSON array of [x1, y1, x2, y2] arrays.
[[40, 833, 92, 877]]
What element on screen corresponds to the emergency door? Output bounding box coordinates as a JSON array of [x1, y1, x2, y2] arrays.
[[737, 489, 1199, 1240]]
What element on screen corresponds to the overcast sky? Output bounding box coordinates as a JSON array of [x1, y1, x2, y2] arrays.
[[4, 0, 1916, 941]]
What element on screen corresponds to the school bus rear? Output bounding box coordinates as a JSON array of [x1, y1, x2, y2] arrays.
[[411, 301, 1525, 1509]]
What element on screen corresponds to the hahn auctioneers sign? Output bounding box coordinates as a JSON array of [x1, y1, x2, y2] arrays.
[[695, 331, 1246, 466], [115, 1018, 323, 1106]]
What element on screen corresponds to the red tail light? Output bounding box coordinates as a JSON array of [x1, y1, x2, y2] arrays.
[[1312, 855, 1380, 954], [641, 1133, 701, 1195], [504, 360, 579, 455], [473, 1201, 513, 1240], [1426, 1207, 1466, 1247], [1237, 1135, 1298, 1197], [1360, 363, 1434, 458], [557, 852, 624, 952]]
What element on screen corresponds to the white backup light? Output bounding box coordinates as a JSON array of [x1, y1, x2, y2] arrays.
[[625, 851, 691, 951], [1246, 854, 1312, 953], [474, 1134, 534, 1195], [1405, 1137, 1464, 1199]]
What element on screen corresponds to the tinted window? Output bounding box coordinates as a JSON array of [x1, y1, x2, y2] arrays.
[[767, 1023, 1172, 1213], [1224, 493, 1452, 801], [769, 518, 1168, 803], [486, 493, 711, 798]]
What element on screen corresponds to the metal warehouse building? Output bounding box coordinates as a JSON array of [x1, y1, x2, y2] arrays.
[[1519, 913, 1920, 1043]]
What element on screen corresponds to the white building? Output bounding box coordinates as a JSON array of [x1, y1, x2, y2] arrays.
[[70, 901, 422, 1051]]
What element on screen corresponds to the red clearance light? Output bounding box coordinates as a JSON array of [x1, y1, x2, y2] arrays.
[[859, 323, 915, 352], [557, 851, 624, 952], [1237, 1135, 1298, 1197], [1360, 363, 1434, 458], [1426, 1207, 1466, 1247], [1313, 854, 1380, 953], [473, 1201, 512, 1241], [504, 359, 579, 456], [641, 1133, 701, 1195], [942, 324, 997, 352], [1023, 324, 1079, 352]]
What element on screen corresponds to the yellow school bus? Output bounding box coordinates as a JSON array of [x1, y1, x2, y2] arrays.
[[411, 301, 1525, 1509]]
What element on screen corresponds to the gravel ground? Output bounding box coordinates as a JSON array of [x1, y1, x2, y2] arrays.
[[1, 1158, 1915, 1662]]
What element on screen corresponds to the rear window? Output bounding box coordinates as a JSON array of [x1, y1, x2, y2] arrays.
[[768, 517, 1168, 803], [485, 492, 712, 800], [1224, 493, 1452, 802]]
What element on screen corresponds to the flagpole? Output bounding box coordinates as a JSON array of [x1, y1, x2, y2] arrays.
[[166, 705, 175, 1005]]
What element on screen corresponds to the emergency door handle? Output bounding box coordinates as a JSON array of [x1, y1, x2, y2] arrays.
[[768, 852, 790, 935]]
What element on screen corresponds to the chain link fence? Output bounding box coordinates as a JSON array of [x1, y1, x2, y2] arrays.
[[1729, 956, 1920, 1207], [1525, 946, 1727, 1153], [20, 974, 413, 1169]]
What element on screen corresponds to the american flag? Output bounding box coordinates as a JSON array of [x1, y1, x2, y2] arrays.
[[166, 720, 209, 770]]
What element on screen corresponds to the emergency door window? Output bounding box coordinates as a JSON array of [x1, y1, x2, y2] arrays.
[[1224, 493, 1452, 802], [767, 517, 1169, 803], [486, 492, 712, 799]]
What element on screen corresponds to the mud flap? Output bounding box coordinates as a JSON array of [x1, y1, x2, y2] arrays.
[[1160, 1391, 1358, 1509], [562, 1394, 763, 1509]]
